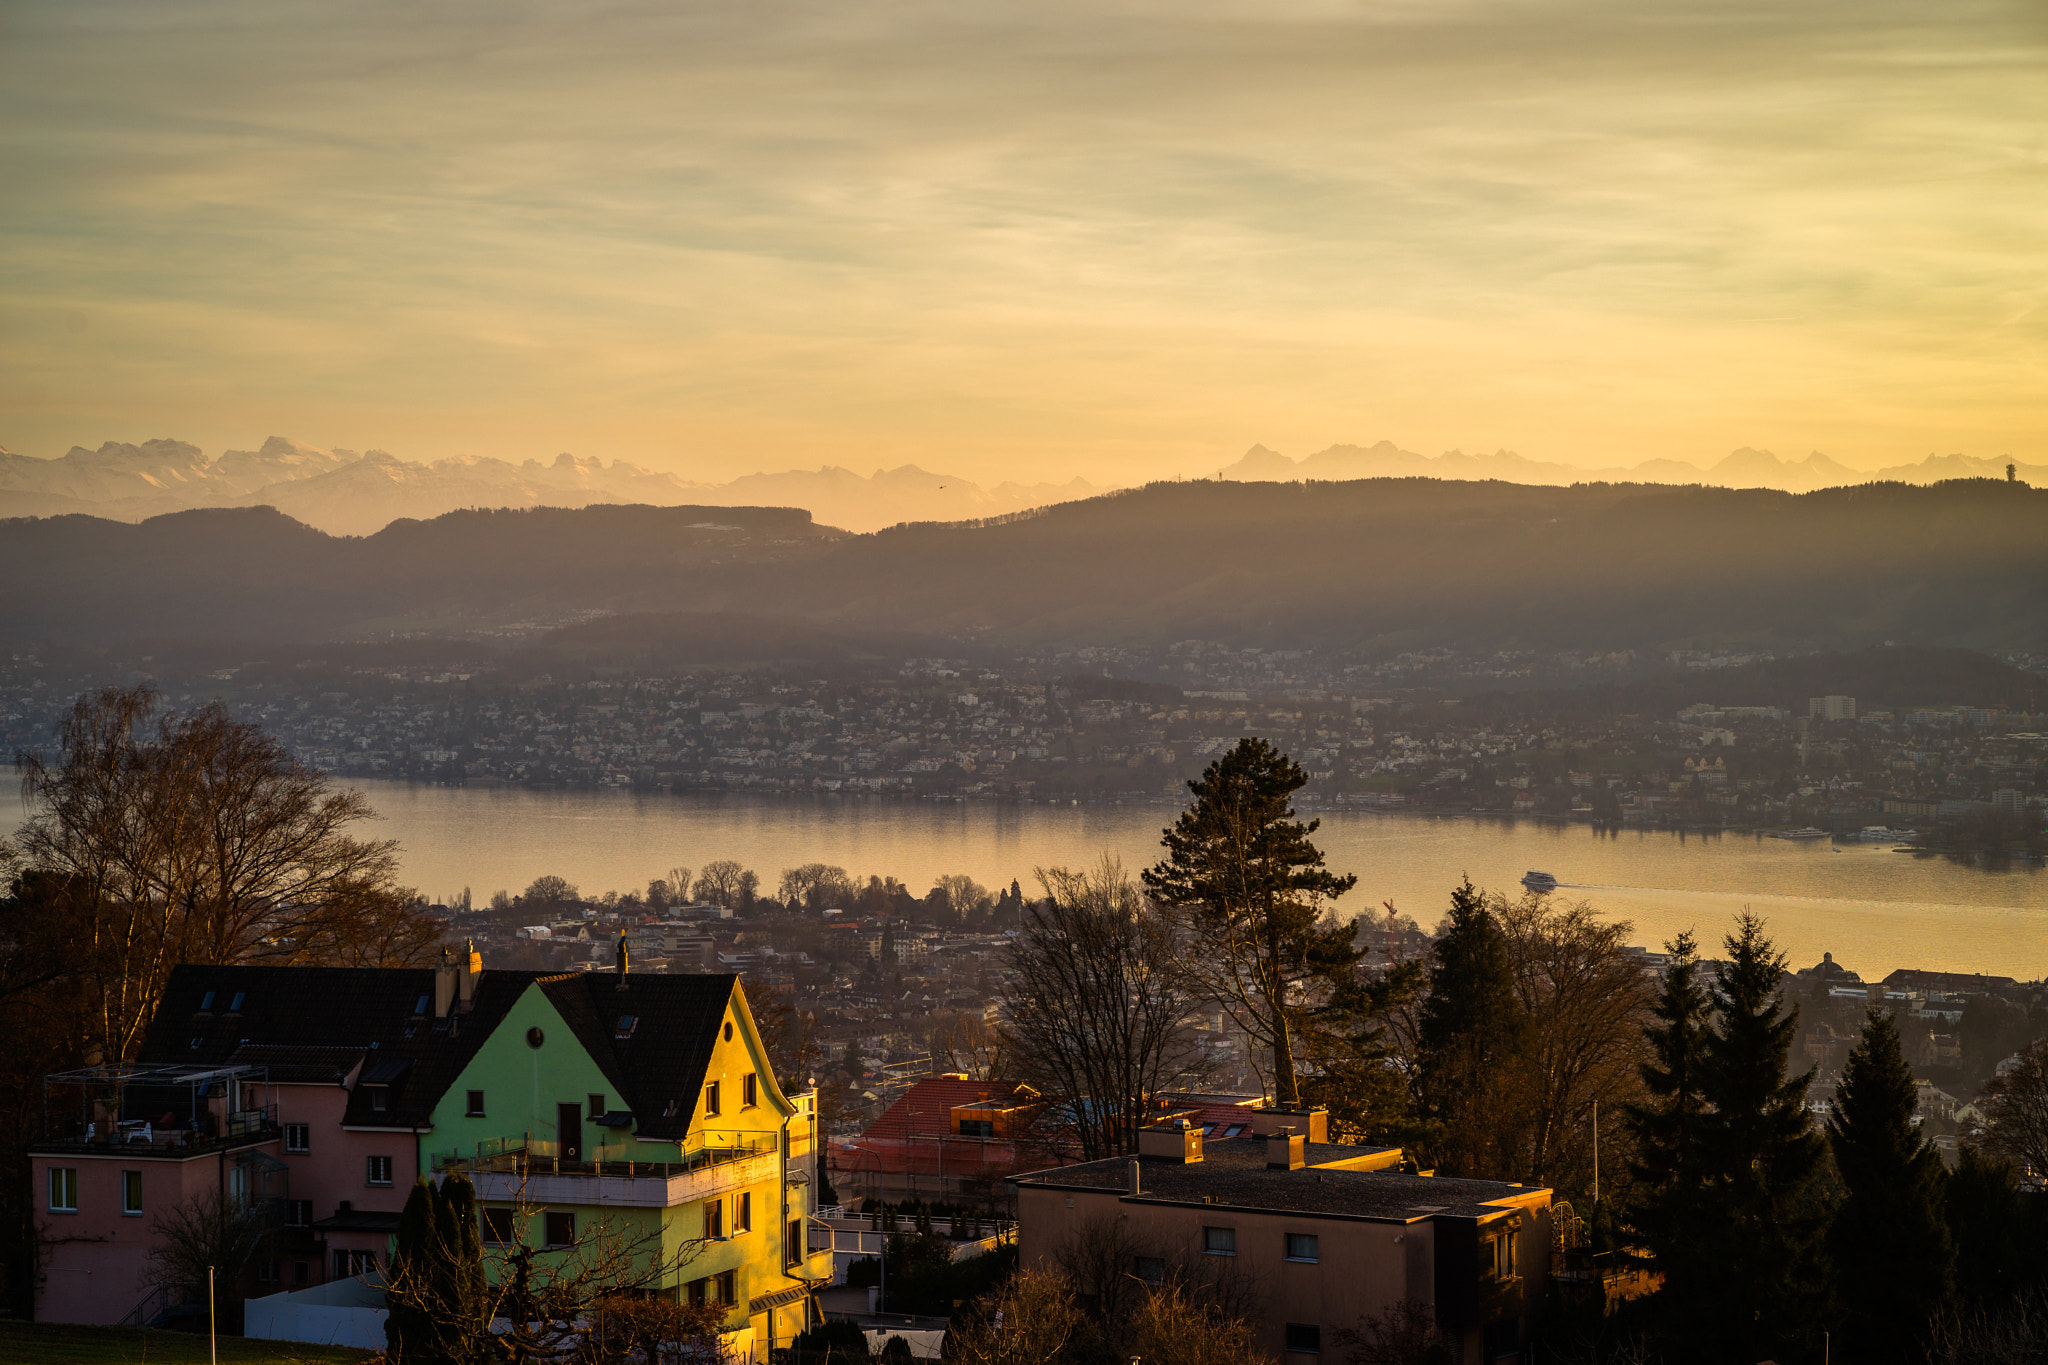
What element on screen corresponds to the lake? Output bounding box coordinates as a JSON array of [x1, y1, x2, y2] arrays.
[[3, 784, 2042, 980]]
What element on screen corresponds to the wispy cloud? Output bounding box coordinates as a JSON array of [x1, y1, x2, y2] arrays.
[[1, 0, 2041, 481]]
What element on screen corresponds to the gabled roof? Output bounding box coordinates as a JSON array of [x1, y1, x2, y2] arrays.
[[139, 963, 749, 1140], [142, 963, 546, 1128], [536, 972, 741, 1142], [861, 1077, 1040, 1143]]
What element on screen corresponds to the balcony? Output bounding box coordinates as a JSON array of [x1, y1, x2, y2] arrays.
[[433, 1136, 779, 1209]]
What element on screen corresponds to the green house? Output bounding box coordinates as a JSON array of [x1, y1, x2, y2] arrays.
[[425, 953, 831, 1357]]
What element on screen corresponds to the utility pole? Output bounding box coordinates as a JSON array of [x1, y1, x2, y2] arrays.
[[1592, 1101, 1599, 1204], [208, 1265, 217, 1365]]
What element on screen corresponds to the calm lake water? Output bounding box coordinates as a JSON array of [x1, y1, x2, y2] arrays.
[[5, 785, 2043, 980]]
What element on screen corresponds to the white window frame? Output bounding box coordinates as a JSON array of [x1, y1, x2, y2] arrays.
[[121, 1169, 144, 1217], [48, 1167, 78, 1213], [367, 1154, 394, 1186], [284, 1123, 311, 1153]]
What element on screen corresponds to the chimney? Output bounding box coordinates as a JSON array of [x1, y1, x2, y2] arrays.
[[458, 939, 482, 1011], [1137, 1118, 1204, 1164], [1250, 1106, 1328, 1143], [1127, 1158, 1142, 1196], [434, 948, 459, 1018], [1267, 1128, 1305, 1171]]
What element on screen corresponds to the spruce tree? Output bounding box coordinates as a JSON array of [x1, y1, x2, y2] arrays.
[[1624, 930, 1713, 1339], [1413, 878, 1525, 1178], [1693, 913, 1828, 1365], [1144, 737, 1359, 1106], [385, 1180, 439, 1364], [1827, 1010, 1954, 1363]]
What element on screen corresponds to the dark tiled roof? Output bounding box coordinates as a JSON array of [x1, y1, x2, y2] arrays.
[[311, 1210, 404, 1233], [141, 963, 743, 1141], [538, 972, 738, 1142], [1013, 1138, 1545, 1223], [224, 1044, 367, 1085], [142, 963, 545, 1128]]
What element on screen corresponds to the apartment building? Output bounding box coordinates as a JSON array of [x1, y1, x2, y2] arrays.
[[1010, 1109, 1551, 1365], [30, 945, 832, 1361]]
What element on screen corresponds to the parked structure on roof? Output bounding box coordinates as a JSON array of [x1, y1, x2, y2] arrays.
[[29, 943, 833, 1362]]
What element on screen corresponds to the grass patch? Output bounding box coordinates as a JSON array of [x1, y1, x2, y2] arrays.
[[0, 1320, 375, 1364]]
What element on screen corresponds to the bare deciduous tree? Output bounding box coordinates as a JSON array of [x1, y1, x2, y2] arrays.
[[1002, 858, 1215, 1162], [691, 860, 758, 911], [1493, 891, 1651, 1191], [13, 685, 437, 1062], [927, 1010, 1007, 1080], [945, 1268, 1083, 1365], [1979, 1040, 2048, 1177], [142, 1186, 271, 1325]]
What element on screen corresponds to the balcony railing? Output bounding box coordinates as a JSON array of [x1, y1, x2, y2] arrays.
[[433, 1133, 777, 1181]]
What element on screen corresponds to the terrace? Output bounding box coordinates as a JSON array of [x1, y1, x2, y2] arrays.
[[34, 1063, 280, 1159], [432, 1133, 781, 1208]]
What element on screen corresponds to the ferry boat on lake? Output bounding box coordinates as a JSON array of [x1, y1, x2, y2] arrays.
[[1768, 827, 1831, 841], [1521, 870, 1559, 893]]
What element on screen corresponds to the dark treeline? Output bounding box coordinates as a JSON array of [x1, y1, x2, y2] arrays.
[[999, 737, 2048, 1364]]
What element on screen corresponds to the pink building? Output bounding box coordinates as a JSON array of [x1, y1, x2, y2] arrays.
[[30, 950, 518, 1326]]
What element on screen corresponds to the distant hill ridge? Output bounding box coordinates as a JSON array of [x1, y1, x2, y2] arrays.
[[0, 433, 2034, 536], [0, 435, 1104, 535], [3, 477, 2043, 656], [1218, 441, 2043, 492]]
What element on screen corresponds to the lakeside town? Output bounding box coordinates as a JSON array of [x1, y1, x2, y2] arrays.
[[3, 645, 2043, 851]]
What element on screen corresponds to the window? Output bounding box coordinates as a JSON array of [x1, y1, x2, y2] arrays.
[[293, 1260, 310, 1287], [284, 1123, 310, 1153], [788, 1218, 804, 1265], [704, 1081, 721, 1117], [735, 1191, 752, 1232], [367, 1155, 394, 1186], [482, 1208, 517, 1245], [959, 1119, 994, 1138], [615, 1015, 638, 1040], [588, 1093, 606, 1119], [1284, 1323, 1322, 1355], [368, 1086, 388, 1113], [48, 1168, 77, 1213], [686, 1278, 708, 1307], [228, 991, 246, 1012], [121, 1170, 143, 1216], [705, 1197, 725, 1239], [544, 1211, 576, 1247], [1203, 1226, 1236, 1256], [199, 990, 217, 1011], [715, 1270, 738, 1305], [1484, 1232, 1515, 1278], [466, 1091, 486, 1117], [257, 1259, 280, 1287], [742, 1072, 758, 1108], [334, 1249, 377, 1277], [1286, 1233, 1320, 1263], [1134, 1256, 1166, 1284], [411, 993, 430, 1016], [286, 1200, 313, 1227]]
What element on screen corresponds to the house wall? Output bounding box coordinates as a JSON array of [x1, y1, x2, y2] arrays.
[[430, 985, 631, 1164], [33, 1145, 273, 1325]]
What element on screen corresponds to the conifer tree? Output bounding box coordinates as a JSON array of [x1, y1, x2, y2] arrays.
[[1692, 913, 1828, 1364], [1413, 878, 1526, 1178], [1144, 738, 1359, 1106], [385, 1174, 489, 1365], [1827, 1010, 1954, 1363], [1623, 930, 1713, 1336], [385, 1180, 440, 1364]]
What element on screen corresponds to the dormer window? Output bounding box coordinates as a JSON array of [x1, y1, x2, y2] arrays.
[[367, 1086, 388, 1113], [615, 1015, 638, 1040], [227, 992, 246, 1013], [198, 991, 217, 1012]]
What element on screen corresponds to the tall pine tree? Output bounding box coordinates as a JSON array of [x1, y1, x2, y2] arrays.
[[1413, 878, 1526, 1178], [1144, 738, 1359, 1107], [1828, 1011, 1954, 1363], [1624, 931, 1714, 1338], [385, 1174, 490, 1365], [1691, 913, 1829, 1365]]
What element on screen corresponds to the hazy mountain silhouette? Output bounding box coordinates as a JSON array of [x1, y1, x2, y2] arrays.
[[1217, 442, 2043, 492], [4, 478, 2042, 657], [0, 436, 1106, 534]]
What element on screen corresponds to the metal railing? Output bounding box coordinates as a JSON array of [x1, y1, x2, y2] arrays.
[[434, 1133, 778, 1180]]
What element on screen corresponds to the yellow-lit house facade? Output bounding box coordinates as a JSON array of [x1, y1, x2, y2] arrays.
[[419, 949, 831, 1361]]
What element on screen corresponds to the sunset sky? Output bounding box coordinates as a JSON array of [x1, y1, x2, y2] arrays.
[[2, 0, 2042, 484]]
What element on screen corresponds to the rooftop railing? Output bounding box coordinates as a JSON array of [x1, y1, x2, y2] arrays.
[[433, 1133, 777, 1181]]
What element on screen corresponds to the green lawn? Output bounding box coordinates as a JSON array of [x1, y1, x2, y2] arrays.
[[0, 1321, 375, 1364]]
